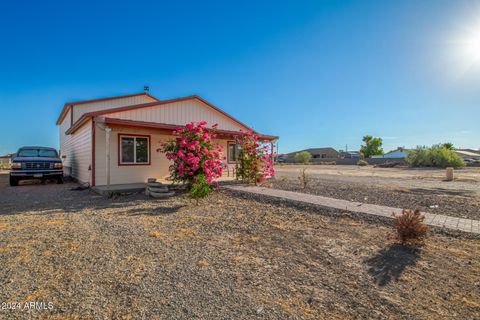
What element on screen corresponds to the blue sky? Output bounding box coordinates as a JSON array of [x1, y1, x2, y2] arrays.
[[1, 0, 479, 155]]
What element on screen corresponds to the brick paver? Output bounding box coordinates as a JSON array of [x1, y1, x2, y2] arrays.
[[226, 185, 480, 235]]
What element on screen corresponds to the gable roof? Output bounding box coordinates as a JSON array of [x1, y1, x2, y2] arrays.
[[384, 147, 411, 154], [56, 92, 159, 125], [65, 95, 256, 135]]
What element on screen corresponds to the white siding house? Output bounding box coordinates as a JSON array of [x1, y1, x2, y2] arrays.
[[56, 92, 277, 186]]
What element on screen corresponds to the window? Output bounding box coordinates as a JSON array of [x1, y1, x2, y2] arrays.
[[227, 142, 241, 163], [18, 148, 58, 158], [119, 135, 150, 165]]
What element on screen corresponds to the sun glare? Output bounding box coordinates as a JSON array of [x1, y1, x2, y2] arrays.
[[458, 28, 480, 62], [449, 18, 480, 79]]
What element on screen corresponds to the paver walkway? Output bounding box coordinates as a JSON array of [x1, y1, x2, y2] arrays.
[[226, 185, 480, 235]]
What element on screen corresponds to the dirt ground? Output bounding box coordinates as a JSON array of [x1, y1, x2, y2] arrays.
[[273, 165, 480, 220], [0, 173, 479, 319], [275, 165, 480, 195]]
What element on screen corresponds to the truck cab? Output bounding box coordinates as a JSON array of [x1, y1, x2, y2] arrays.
[[9, 147, 63, 186]]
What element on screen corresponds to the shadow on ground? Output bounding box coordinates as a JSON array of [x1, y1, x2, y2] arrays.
[[365, 244, 421, 286], [0, 173, 153, 216], [127, 205, 186, 216]]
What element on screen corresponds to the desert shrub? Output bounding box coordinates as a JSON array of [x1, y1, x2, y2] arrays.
[[160, 121, 224, 199], [298, 168, 309, 188], [235, 130, 275, 184], [295, 151, 311, 164], [357, 160, 368, 166], [406, 145, 465, 168], [392, 209, 429, 244]]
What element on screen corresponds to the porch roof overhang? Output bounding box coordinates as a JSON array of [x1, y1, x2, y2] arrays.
[[98, 117, 278, 141]]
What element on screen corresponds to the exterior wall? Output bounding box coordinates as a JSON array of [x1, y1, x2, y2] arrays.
[[310, 150, 339, 159], [72, 95, 157, 124], [94, 125, 234, 186], [384, 151, 408, 159], [59, 108, 72, 153], [60, 119, 92, 183], [106, 99, 250, 132]]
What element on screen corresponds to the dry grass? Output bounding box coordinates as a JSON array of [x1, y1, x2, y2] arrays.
[[198, 259, 209, 268], [392, 209, 429, 244], [0, 175, 478, 319]]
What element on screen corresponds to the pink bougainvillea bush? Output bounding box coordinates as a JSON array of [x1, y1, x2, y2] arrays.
[[159, 121, 224, 198], [235, 130, 275, 184]]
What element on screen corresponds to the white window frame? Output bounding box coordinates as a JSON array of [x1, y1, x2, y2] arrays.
[[119, 134, 150, 165]]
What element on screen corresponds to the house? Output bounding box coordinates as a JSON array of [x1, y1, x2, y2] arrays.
[[287, 147, 340, 161], [372, 147, 410, 159], [340, 151, 360, 159], [0, 153, 13, 166], [454, 149, 480, 161], [56, 92, 277, 186]]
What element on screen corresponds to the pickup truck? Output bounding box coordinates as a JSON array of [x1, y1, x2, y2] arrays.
[[9, 146, 63, 186]]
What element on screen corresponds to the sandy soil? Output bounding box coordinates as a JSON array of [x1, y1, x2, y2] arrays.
[[275, 165, 480, 197], [0, 174, 479, 319]]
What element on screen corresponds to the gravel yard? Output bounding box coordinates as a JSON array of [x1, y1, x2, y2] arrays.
[[0, 173, 479, 319], [273, 165, 480, 220]]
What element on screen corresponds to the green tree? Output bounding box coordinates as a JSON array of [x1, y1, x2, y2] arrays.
[[360, 135, 384, 158], [294, 151, 311, 164]]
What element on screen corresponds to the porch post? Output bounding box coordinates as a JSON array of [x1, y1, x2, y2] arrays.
[[105, 127, 112, 189]]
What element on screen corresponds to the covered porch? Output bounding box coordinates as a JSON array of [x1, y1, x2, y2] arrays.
[[92, 117, 277, 188]]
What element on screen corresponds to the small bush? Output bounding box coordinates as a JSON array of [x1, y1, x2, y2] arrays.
[[406, 145, 465, 168], [357, 160, 368, 166], [190, 174, 214, 200], [295, 151, 311, 164], [392, 209, 429, 245], [298, 168, 309, 189]]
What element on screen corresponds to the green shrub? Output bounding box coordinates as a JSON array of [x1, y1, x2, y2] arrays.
[[190, 174, 214, 200], [406, 145, 465, 168], [357, 160, 368, 166], [294, 151, 311, 164]]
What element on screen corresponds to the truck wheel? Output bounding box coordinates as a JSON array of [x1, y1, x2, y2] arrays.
[[57, 176, 64, 184], [9, 176, 19, 186]]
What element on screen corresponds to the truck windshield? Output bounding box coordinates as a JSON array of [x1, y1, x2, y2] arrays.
[[18, 149, 58, 158]]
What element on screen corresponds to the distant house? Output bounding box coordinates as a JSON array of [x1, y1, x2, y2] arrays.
[[0, 153, 13, 166], [287, 147, 340, 161], [378, 147, 410, 159], [340, 151, 360, 159], [455, 149, 480, 160]]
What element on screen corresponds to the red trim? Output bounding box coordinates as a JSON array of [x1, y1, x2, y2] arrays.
[[63, 95, 280, 140], [117, 133, 151, 166], [103, 118, 278, 141], [91, 120, 96, 186], [56, 92, 160, 125]]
